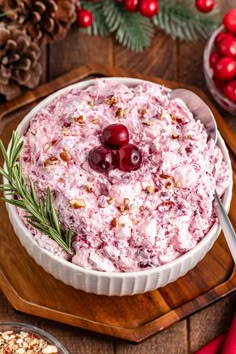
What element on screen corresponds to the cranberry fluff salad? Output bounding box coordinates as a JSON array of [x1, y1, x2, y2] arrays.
[[20, 79, 230, 272]]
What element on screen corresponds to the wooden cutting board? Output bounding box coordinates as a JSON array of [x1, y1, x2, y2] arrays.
[[0, 64, 235, 343]]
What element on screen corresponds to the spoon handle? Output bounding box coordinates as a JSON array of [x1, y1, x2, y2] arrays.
[[215, 192, 236, 263]]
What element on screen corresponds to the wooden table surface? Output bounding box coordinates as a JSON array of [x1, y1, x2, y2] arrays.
[[1, 5, 236, 353]]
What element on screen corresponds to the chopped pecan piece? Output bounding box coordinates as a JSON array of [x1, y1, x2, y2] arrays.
[[70, 199, 86, 209], [145, 185, 155, 193], [44, 156, 59, 167], [111, 217, 119, 228], [60, 150, 71, 162], [105, 95, 119, 105], [74, 115, 85, 124]]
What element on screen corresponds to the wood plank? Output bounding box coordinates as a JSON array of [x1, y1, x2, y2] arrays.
[[48, 30, 113, 80], [177, 40, 207, 89], [189, 292, 236, 353], [116, 320, 188, 354], [114, 31, 178, 80], [41, 322, 115, 354]]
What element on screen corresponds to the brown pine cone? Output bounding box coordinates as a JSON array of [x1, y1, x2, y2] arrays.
[[0, 23, 42, 101], [0, 0, 76, 45]]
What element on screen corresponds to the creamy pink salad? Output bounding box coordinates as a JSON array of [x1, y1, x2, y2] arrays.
[[20, 79, 229, 272]]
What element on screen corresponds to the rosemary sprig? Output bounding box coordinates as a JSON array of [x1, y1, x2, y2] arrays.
[[0, 131, 72, 253]]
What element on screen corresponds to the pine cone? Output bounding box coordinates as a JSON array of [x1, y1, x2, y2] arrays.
[[1, 0, 76, 45], [0, 23, 42, 101]]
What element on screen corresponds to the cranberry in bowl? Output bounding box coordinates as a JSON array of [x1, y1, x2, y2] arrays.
[[1, 77, 233, 296], [203, 11, 236, 115]]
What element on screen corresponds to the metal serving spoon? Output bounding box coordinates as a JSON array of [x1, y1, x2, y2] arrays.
[[170, 88, 236, 263]]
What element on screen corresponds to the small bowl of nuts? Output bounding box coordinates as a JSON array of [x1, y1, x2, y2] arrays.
[[0, 322, 69, 353]]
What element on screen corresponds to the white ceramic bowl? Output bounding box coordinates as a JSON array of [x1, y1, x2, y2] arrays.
[[203, 25, 236, 115], [4, 78, 233, 296]]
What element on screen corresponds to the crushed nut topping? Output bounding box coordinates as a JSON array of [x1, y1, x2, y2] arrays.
[[174, 180, 182, 188], [111, 217, 119, 228], [171, 113, 177, 122], [115, 107, 129, 118], [58, 178, 65, 184], [91, 118, 99, 124], [159, 173, 171, 179], [123, 198, 129, 206], [44, 143, 50, 152], [70, 199, 86, 208], [145, 185, 155, 193], [184, 134, 193, 140], [62, 127, 69, 136], [44, 156, 59, 167], [29, 128, 36, 135], [139, 205, 145, 212], [0, 330, 58, 353], [142, 120, 153, 126], [107, 197, 115, 205], [159, 111, 165, 120], [105, 95, 119, 106], [59, 150, 71, 162], [138, 107, 147, 116], [85, 185, 93, 193], [88, 99, 95, 106], [165, 182, 173, 189], [74, 115, 85, 124], [171, 133, 180, 139]]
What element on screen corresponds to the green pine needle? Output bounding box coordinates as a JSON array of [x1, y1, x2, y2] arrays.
[[102, 0, 154, 52], [81, 1, 110, 36], [0, 132, 72, 254], [153, 0, 219, 41]]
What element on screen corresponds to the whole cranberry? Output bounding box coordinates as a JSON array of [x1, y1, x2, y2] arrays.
[[116, 144, 142, 172], [88, 146, 115, 173], [195, 0, 215, 13], [223, 9, 236, 35], [224, 80, 236, 103], [217, 36, 236, 59], [101, 124, 129, 150], [209, 51, 219, 68], [124, 0, 139, 12], [214, 32, 233, 47], [213, 57, 236, 81]]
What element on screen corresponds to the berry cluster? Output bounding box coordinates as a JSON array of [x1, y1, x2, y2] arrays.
[[122, 0, 159, 18], [88, 124, 142, 173], [209, 9, 236, 103]]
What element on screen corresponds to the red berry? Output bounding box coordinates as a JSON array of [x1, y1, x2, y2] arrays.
[[214, 32, 233, 47], [124, 0, 139, 12], [224, 80, 236, 102], [88, 146, 115, 173], [223, 9, 236, 35], [217, 36, 236, 59], [213, 57, 236, 81], [77, 9, 93, 28], [117, 144, 142, 172], [101, 124, 129, 150], [195, 0, 215, 13], [209, 51, 219, 68], [139, 0, 159, 17]]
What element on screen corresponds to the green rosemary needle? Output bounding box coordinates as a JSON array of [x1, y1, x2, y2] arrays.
[[0, 131, 72, 254]]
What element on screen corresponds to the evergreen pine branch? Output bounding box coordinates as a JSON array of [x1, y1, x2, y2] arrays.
[[102, 0, 154, 52], [0, 132, 72, 253], [80, 1, 110, 36], [153, 0, 219, 41]]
